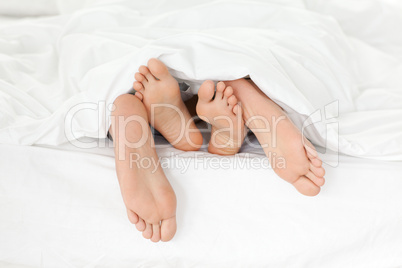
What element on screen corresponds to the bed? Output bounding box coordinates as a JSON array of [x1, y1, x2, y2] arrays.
[[1, 136, 402, 267], [1, 0, 402, 267]]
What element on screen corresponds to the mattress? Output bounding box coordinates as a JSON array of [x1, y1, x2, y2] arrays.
[[1, 135, 402, 267]]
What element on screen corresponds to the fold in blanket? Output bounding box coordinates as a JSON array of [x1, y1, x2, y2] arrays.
[[0, 0, 402, 160]]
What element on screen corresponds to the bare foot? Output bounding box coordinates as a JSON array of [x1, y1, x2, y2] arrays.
[[111, 94, 177, 242], [133, 58, 202, 151], [225, 79, 326, 196], [196, 80, 246, 155]]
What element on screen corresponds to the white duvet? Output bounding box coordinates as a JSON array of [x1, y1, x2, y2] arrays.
[[1, 0, 402, 160]]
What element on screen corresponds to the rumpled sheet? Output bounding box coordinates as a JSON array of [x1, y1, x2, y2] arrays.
[[1, 0, 402, 160]]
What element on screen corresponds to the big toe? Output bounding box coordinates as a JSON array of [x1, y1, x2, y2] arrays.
[[148, 58, 170, 80], [198, 80, 215, 102], [161, 216, 177, 242]]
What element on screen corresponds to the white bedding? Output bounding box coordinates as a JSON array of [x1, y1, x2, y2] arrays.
[[1, 138, 402, 267], [1, 1, 402, 267]]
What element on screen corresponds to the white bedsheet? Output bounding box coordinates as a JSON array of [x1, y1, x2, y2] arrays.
[[1, 138, 402, 267], [1, 0, 402, 160]]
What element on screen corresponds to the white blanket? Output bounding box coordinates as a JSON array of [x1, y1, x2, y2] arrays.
[[1, 0, 402, 160]]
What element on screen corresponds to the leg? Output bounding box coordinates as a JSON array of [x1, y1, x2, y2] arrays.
[[133, 58, 203, 151], [224, 79, 326, 196], [196, 80, 246, 155], [110, 94, 177, 242]]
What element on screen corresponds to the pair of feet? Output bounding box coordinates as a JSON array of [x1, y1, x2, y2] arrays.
[[133, 59, 246, 156], [111, 59, 325, 242]]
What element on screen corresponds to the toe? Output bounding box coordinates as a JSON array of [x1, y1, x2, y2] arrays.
[[161, 216, 177, 242], [133, 81, 143, 91], [233, 104, 242, 117], [303, 138, 318, 159], [134, 91, 143, 101], [223, 86, 234, 99], [147, 58, 170, 80], [135, 218, 146, 231], [215, 81, 225, 100], [134, 72, 147, 84], [293, 176, 321, 196], [142, 222, 153, 239], [309, 162, 325, 177], [151, 222, 161, 242], [126, 209, 139, 224], [306, 170, 325, 187], [227, 95, 237, 109], [304, 139, 323, 167], [139, 65, 155, 82], [309, 156, 322, 167], [198, 80, 215, 102]]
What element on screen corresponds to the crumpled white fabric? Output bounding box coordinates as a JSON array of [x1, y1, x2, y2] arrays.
[[0, 0, 401, 160]]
